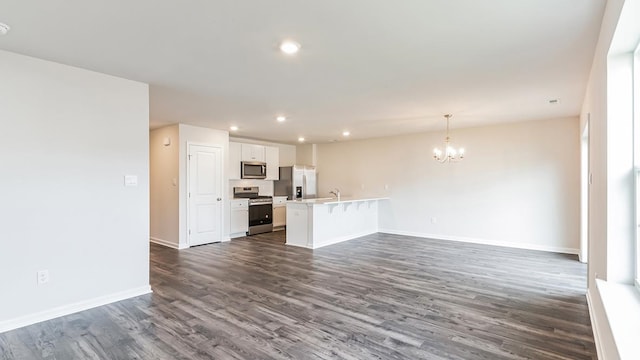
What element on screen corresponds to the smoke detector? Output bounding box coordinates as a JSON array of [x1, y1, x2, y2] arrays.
[[0, 23, 10, 36]]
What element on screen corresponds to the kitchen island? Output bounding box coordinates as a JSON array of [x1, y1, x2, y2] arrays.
[[286, 197, 389, 249]]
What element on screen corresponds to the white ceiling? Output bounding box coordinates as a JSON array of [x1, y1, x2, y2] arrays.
[[0, 0, 605, 144]]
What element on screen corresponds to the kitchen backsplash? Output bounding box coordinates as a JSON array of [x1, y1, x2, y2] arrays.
[[230, 179, 274, 197]]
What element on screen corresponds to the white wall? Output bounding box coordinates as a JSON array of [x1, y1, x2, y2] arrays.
[[179, 124, 229, 246], [316, 118, 580, 253], [296, 144, 316, 166], [150, 125, 180, 247], [0, 50, 150, 332]]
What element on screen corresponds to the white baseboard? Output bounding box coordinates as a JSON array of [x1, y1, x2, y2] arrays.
[[150, 237, 188, 249], [313, 230, 378, 249], [586, 288, 604, 360], [378, 229, 579, 255], [285, 230, 378, 249], [286, 242, 310, 249], [0, 285, 152, 334]]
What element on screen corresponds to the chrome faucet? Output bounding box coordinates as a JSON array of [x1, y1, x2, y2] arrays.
[[329, 188, 341, 201]]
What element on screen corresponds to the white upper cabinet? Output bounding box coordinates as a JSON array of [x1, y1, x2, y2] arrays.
[[241, 144, 265, 162], [230, 141, 279, 180], [229, 142, 241, 180], [265, 146, 279, 180]]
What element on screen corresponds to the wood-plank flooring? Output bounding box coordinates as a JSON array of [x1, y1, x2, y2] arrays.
[[0, 233, 596, 359]]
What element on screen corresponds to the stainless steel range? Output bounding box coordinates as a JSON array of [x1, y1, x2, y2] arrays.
[[233, 187, 273, 235]]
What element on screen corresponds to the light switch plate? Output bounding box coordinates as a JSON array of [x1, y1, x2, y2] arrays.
[[124, 175, 138, 187], [37, 270, 49, 285]]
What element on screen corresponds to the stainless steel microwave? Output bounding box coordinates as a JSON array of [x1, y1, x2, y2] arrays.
[[241, 161, 267, 179]]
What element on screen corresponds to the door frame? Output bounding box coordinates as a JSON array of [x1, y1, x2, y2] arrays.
[[580, 116, 590, 264], [186, 142, 224, 247]]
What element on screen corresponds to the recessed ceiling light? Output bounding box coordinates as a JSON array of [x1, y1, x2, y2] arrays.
[[298, 137, 305, 142], [230, 126, 239, 131], [276, 116, 286, 122], [280, 40, 301, 55], [0, 23, 10, 36], [342, 131, 350, 137]]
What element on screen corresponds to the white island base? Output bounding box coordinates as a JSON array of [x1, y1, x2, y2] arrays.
[[286, 197, 388, 249]]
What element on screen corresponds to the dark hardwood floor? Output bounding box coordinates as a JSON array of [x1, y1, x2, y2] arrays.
[[244, 229, 286, 244], [0, 233, 595, 359]]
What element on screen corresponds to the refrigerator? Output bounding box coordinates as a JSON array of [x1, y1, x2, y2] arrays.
[[274, 165, 317, 200]]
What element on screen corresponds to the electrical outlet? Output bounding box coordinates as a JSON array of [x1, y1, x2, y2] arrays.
[[431, 217, 437, 224], [37, 270, 50, 285]]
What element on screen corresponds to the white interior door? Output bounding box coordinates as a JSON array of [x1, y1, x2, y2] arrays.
[[188, 144, 223, 246]]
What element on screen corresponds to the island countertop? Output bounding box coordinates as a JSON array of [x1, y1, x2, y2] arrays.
[[286, 196, 389, 206]]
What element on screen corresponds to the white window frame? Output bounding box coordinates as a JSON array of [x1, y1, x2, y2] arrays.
[[635, 42, 640, 290], [636, 170, 640, 289]]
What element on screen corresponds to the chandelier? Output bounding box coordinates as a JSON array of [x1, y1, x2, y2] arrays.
[[433, 114, 465, 163]]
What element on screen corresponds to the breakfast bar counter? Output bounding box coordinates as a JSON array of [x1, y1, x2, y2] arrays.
[[285, 197, 389, 249]]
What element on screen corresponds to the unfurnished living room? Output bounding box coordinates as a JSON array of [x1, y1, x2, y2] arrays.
[[1, 1, 639, 359]]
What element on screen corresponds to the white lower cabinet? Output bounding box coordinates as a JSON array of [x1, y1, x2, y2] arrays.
[[273, 196, 287, 230], [230, 199, 248, 238]]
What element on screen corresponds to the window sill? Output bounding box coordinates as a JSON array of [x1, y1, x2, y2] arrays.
[[596, 279, 640, 359]]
